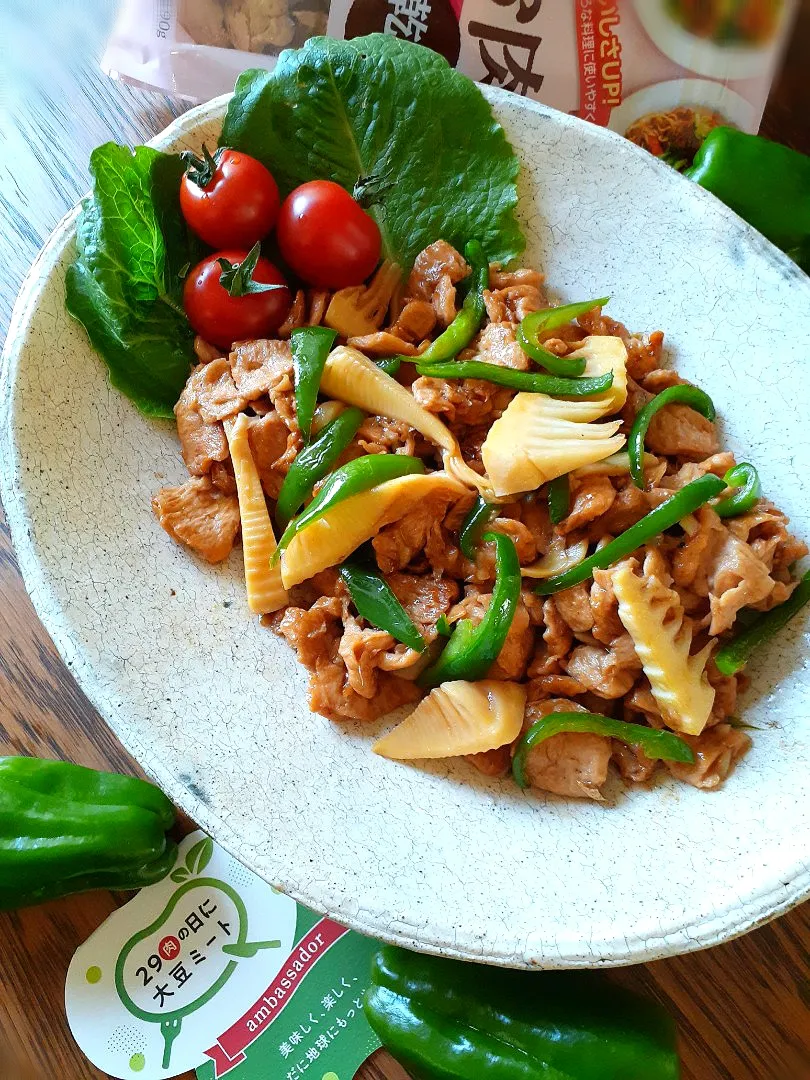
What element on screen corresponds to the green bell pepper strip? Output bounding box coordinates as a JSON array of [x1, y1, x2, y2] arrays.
[[628, 384, 716, 488], [275, 407, 365, 529], [290, 325, 338, 443], [411, 240, 489, 366], [364, 945, 681, 1080], [548, 474, 570, 525], [685, 127, 810, 270], [419, 531, 520, 688], [714, 462, 762, 519], [512, 713, 694, 790], [376, 356, 402, 376], [339, 562, 426, 652], [535, 473, 727, 595], [714, 570, 810, 676], [516, 297, 610, 377], [458, 495, 496, 560], [0, 758, 177, 910], [275, 453, 426, 558], [414, 360, 614, 398]]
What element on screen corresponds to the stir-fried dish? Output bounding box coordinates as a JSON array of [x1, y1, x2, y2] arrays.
[[625, 106, 729, 169], [667, 0, 784, 44], [66, 36, 810, 803], [152, 236, 808, 801]]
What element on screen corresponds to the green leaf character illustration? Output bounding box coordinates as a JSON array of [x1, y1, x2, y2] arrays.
[[115, 842, 280, 1068], [185, 837, 213, 876]]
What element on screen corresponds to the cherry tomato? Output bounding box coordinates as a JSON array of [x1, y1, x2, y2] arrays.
[[182, 249, 291, 350], [276, 180, 381, 289], [180, 148, 280, 250]]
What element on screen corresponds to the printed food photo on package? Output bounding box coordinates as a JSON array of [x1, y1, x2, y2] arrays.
[[104, 0, 799, 169]]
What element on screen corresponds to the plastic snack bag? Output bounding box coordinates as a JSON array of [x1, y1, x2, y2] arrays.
[[103, 0, 329, 100], [327, 0, 799, 158]]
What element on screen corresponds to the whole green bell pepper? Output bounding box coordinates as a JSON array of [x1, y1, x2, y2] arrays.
[[0, 757, 177, 910], [685, 127, 810, 273], [364, 945, 681, 1080]]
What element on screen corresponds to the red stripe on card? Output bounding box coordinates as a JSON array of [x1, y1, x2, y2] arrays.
[[204, 918, 348, 1076]]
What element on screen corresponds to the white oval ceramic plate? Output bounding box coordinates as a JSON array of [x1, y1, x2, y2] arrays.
[[633, 0, 793, 80], [3, 89, 810, 969]]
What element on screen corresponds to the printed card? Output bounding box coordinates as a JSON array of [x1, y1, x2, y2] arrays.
[[66, 832, 381, 1079]]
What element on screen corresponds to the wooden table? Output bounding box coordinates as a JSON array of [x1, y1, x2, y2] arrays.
[[1, 3, 810, 1078]]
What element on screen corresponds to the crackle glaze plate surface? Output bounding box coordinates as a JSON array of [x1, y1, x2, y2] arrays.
[[3, 89, 810, 968]]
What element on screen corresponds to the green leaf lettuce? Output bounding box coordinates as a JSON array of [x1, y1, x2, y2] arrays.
[[220, 34, 524, 271], [65, 144, 198, 418]]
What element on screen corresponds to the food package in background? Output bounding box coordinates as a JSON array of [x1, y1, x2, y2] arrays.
[[103, 0, 328, 100], [327, 0, 799, 166]]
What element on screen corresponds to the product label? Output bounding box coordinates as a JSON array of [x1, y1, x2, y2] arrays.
[[105, 0, 797, 126], [329, 0, 799, 140], [66, 833, 381, 1080]]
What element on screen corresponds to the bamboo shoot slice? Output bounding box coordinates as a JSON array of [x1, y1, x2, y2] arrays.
[[520, 536, 589, 579], [572, 451, 659, 478], [566, 335, 628, 414], [610, 558, 715, 736], [280, 471, 467, 589], [224, 414, 288, 614], [373, 680, 527, 760], [320, 346, 493, 497], [481, 392, 625, 498]]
